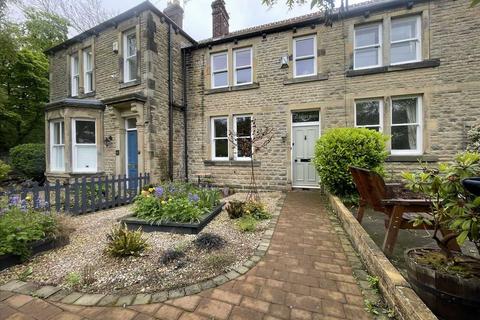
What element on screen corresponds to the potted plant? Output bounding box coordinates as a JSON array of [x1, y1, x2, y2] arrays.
[[402, 152, 480, 320]]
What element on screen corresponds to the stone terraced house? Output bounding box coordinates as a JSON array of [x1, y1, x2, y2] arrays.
[[44, 0, 480, 190]]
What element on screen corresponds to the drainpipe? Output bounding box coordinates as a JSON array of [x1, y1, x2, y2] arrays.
[[182, 48, 189, 182], [168, 24, 174, 181]]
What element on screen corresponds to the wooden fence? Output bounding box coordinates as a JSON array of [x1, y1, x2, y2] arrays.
[[0, 173, 150, 215]]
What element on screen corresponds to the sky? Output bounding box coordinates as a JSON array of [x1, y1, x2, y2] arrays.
[[101, 0, 365, 41]]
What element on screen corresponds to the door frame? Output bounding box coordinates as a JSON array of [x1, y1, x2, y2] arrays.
[[290, 110, 321, 189], [125, 118, 138, 179]]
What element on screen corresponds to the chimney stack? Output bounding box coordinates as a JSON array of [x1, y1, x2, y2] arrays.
[[164, 0, 184, 29], [212, 0, 229, 38]]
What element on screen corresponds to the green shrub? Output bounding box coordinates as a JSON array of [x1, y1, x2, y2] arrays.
[[64, 272, 82, 288], [237, 215, 257, 232], [105, 223, 148, 257], [244, 201, 271, 220], [193, 233, 226, 251], [226, 200, 245, 219], [205, 253, 235, 270], [9, 143, 45, 180], [313, 128, 388, 198], [0, 160, 11, 181]]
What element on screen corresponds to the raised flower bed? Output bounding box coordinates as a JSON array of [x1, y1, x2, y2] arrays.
[[121, 183, 224, 234]]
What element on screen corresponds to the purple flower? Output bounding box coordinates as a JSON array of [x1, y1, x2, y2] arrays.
[[188, 193, 200, 203], [9, 196, 20, 206], [154, 187, 164, 198]]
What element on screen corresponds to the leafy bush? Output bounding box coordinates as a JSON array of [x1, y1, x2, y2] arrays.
[[193, 233, 226, 251], [133, 183, 221, 224], [244, 201, 271, 220], [160, 247, 186, 265], [0, 206, 59, 259], [0, 160, 11, 181], [64, 272, 81, 288], [205, 253, 235, 270], [467, 124, 480, 152], [105, 223, 148, 257], [237, 215, 257, 232], [9, 143, 45, 180], [226, 200, 245, 219], [313, 128, 388, 198]]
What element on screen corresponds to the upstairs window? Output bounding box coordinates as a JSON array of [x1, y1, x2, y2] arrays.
[[50, 121, 65, 172], [211, 117, 229, 160], [390, 16, 421, 65], [391, 96, 422, 155], [355, 100, 383, 132], [72, 119, 97, 172], [83, 47, 94, 93], [234, 115, 252, 160], [293, 35, 316, 78], [71, 54, 79, 96], [123, 28, 137, 82], [354, 23, 382, 69], [211, 52, 228, 88], [234, 48, 252, 86]]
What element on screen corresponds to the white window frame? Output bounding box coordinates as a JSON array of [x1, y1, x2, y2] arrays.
[[390, 15, 422, 65], [83, 47, 94, 93], [70, 54, 79, 97], [390, 96, 423, 156], [293, 35, 317, 78], [211, 52, 229, 89], [234, 115, 253, 161], [211, 116, 229, 161], [353, 23, 382, 70], [72, 118, 97, 173], [50, 120, 65, 172], [354, 99, 384, 132], [123, 28, 137, 83], [233, 47, 253, 86]]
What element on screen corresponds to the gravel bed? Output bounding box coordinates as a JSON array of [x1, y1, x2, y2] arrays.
[[0, 192, 282, 295]]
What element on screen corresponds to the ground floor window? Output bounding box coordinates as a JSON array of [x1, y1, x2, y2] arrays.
[[72, 119, 97, 172], [391, 96, 422, 155], [211, 117, 229, 160], [234, 115, 252, 160], [355, 100, 383, 132], [50, 120, 65, 171]]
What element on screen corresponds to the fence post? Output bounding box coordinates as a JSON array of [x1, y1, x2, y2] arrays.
[[117, 175, 122, 206], [96, 176, 103, 211], [81, 176, 87, 214], [44, 180, 51, 211], [111, 175, 116, 208], [123, 174, 127, 204], [73, 177, 79, 214], [139, 173, 143, 194], [64, 180, 70, 214], [55, 180, 61, 212], [104, 175, 109, 210], [90, 176, 96, 213]]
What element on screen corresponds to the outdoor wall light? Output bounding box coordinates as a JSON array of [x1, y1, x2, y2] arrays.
[[104, 136, 113, 147], [280, 54, 289, 69]]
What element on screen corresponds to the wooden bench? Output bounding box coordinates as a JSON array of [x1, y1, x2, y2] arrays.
[[349, 166, 459, 256]]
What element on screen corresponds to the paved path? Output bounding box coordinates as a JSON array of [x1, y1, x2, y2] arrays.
[[0, 192, 371, 320]]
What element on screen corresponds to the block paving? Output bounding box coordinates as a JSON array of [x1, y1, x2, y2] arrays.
[[0, 192, 375, 319]]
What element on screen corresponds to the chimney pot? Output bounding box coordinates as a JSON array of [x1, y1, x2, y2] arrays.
[[211, 0, 229, 38], [164, 0, 184, 29]]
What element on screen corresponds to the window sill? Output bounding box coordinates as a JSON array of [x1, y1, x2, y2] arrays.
[[77, 91, 96, 98], [386, 154, 438, 163], [283, 73, 329, 85], [204, 160, 260, 167], [119, 79, 141, 89], [205, 82, 260, 95], [346, 59, 440, 77]]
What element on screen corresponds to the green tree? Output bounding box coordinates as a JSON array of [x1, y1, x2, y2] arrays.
[[262, 0, 336, 12], [472, 0, 479, 7], [23, 8, 68, 52]]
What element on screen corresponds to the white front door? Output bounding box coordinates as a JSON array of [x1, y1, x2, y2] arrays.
[[292, 112, 320, 188]]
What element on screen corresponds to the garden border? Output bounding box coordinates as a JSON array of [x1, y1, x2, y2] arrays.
[[0, 194, 286, 307], [327, 193, 437, 320]]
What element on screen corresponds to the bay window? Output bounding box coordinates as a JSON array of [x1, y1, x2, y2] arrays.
[[293, 35, 316, 78], [123, 28, 137, 83], [355, 100, 383, 132], [50, 121, 65, 172], [234, 48, 253, 85], [391, 96, 422, 155], [71, 54, 79, 96], [390, 16, 421, 65], [211, 52, 228, 88], [234, 115, 252, 160], [72, 119, 97, 172], [83, 47, 94, 93], [211, 117, 229, 160], [354, 23, 382, 69]]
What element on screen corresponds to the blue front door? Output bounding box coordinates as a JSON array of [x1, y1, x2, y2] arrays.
[[127, 130, 138, 189]]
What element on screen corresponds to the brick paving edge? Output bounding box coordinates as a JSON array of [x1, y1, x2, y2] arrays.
[[0, 193, 287, 307]]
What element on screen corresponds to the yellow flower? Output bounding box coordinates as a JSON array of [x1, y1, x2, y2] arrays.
[[148, 187, 155, 193], [141, 190, 149, 196], [25, 196, 32, 201], [161, 200, 166, 205], [168, 198, 172, 202]]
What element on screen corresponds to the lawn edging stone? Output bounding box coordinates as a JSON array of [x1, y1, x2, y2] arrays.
[[327, 193, 437, 320], [0, 193, 286, 307]]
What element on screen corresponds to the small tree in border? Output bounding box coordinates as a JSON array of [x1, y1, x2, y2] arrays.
[[228, 118, 274, 202]]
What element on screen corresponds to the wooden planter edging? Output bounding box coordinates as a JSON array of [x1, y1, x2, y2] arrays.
[[0, 237, 69, 271], [120, 202, 225, 234], [0, 195, 286, 306], [327, 193, 438, 320]]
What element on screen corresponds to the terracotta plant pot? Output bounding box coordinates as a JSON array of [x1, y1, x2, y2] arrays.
[[405, 247, 480, 320]]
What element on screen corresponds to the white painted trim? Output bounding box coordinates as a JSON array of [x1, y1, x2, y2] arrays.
[[353, 23, 382, 70], [50, 120, 65, 172], [354, 99, 384, 132], [233, 114, 253, 161], [70, 54, 79, 97], [123, 28, 137, 83], [233, 47, 253, 86], [72, 118, 98, 173], [390, 95, 423, 156], [390, 15, 422, 65], [293, 35, 317, 78], [83, 47, 93, 93], [211, 51, 229, 89], [211, 116, 229, 161]]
